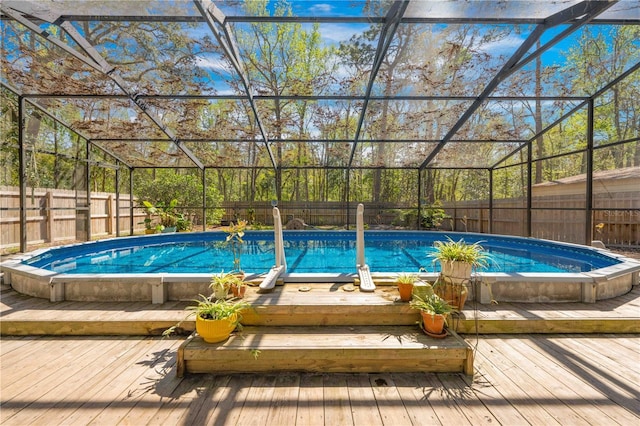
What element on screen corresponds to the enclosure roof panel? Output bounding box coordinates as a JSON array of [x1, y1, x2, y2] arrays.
[[3, 0, 636, 23], [2, 0, 639, 170]]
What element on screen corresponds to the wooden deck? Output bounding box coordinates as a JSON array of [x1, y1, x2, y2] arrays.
[[1, 333, 638, 425], [2, 283, 639, 335], [1, 282, 639, 424]]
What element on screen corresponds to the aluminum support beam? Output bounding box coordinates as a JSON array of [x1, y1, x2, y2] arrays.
[[18, 96, 27, 252], [194, 0, 278, 172], [419, 0, 617, 170], [57, 21, 204, 170], [347, 0, 409, 168]]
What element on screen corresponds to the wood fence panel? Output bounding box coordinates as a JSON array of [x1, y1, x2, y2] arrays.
[[2, 184, 638, 250]]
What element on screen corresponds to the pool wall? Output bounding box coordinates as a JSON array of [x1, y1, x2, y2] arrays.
[[3, 251, 639, 304]]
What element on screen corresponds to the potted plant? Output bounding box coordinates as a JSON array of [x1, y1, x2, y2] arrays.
[[210, 271, 247, 299], [230, 277, 248, 299], [210, 272, 237, 300], [222, 219, 247, 274], [412, 280, 434, 300], [409, 294, 453, 337], [395, 273, 417, 302], [176, 213, 192, 232], [164, 295, 250, 343], [430, 237, 489, 310], [158, 199, 179, 233], [139, 201, 159, 234]]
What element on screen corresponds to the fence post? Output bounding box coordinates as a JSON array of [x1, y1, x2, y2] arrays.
[[46, 191, 54, 243], [107, 194, 114, 235]]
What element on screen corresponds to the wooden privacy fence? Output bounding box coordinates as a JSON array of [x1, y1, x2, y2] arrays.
[[442, 193, 639, 246], [0, 187, 139, 250], [219, 201, 411, 228], [1, 186, 638, 251]]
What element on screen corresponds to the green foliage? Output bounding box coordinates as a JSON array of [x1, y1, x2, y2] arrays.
[[2, 10, 638, 210], [162, 294, 251, 337], [189, 294, 250, 321], [210, 272, 244, 295], [222, 220, 247, 273], [176, 213, 192, 232], [421, 201, 449, 229], [409, 294, 453, 316], [395, 273, 418, 285], [134, 169, 223, 226], [140, 199, 179, 229], [431, 237, 489, 268]]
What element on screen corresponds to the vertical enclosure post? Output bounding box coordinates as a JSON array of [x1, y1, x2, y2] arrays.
[[129, 168, 134, 236], [115, 165, 120, 236], [585, 98, 595, 245], [18, 96, 27, 252], [417, 168, 422, 230], [202, 169, 207, 231], [526, 140, 533, 237], [488, 169, 493, 234], [85, 142, 91, 241], [346, 169, 351, 229]]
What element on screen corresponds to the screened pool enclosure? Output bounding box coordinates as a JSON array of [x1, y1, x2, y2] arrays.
[[1, 1, 639, 252]]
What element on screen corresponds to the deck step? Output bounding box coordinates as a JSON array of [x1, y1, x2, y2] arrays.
[[177, 325, 474, 377]]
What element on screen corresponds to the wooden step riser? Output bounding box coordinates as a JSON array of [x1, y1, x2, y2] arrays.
[[177, 326, 474, 377], [244, 307, 419, 326], [183, 357, 468, 375], [4, 317, 637, 336]]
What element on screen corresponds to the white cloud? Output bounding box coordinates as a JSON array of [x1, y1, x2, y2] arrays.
[[319, 23, 366, 43], [195, 55, 230, 72], [478, 33, 528, 57], [309, 3, 333, 14]]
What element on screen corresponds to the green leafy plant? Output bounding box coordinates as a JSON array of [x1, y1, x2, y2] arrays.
[[158, 199, 179, 228], [421, 201, 449, 229], [210, 271, 243, 299], [139, 200, 158, 230], [133, 169, 224, 226], [395, 273, 418, 285], [176, 213, 192, 232], [140, 199, 179, 230], [222, 220, 247, 273], [409, 294, 453, 317], [163, 295, 250, 337], [430, 237, 489, 269]]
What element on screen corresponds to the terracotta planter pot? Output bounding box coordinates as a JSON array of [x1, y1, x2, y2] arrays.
[[420, 311, 446, 335], [397, 282, 414, 302], [435, 282, 468, 310], [231, 284, 246, 298], [196, 314, 238, 343]]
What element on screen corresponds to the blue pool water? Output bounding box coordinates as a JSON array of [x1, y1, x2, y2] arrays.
[[23, 231, 621, 275]]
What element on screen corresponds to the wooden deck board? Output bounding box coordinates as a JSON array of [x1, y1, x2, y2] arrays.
[[1, 335, 638, 425], [489, 337, 616, 425], [321, 374, 352, 425], [296, 373, 325, 426], [345, 374, 384, 426]]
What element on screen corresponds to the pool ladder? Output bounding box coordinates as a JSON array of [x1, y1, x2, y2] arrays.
[[259, 207, 286, 292]]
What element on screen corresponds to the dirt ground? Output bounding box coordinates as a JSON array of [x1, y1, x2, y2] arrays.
[[611, 247, 640, 260]]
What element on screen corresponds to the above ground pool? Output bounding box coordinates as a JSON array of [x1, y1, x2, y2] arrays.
[[16, 230, 626, 274], [3, 231, 638, 304]]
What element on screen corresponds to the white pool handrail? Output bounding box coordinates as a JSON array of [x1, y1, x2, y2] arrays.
[[356, 203, 375, 292], [259, 207, 286, 291]]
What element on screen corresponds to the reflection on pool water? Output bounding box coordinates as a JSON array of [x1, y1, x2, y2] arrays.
[[23, 230, 622, 275]]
